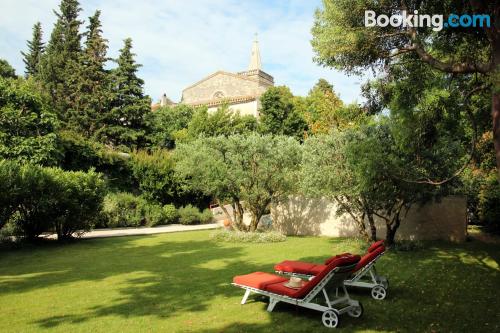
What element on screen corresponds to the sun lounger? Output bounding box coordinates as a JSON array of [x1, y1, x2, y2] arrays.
[[274, 240, 389, 300], [232, 254, 363, 328]]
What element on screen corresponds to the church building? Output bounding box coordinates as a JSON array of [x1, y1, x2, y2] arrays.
[[166, 37, 274, 117]]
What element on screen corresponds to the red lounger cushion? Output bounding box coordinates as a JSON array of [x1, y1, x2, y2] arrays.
[[367, 240, 385, 253], [354, 245, 385, 272], [233, 272, 288, 289], [274, 260, 326, 275], [324, 252, 353, 265], [267, 254, 361, 299]]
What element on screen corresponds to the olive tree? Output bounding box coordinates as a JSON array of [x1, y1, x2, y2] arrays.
[[302, 122, 454, 245], [174, 134, 302, 231]]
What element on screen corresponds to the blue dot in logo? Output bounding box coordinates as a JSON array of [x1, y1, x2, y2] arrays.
[[444, 22, 448, 27]]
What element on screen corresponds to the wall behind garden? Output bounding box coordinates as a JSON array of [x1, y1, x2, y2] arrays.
[[271, 196, 467, 242]]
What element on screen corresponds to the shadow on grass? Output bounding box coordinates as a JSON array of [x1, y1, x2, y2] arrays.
[[0, 234, 499, 332]]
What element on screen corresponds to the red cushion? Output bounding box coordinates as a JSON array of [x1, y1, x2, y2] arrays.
[[310, 264, 327, 275], [265, 280, 309, 298], [367, 240, 385, 253], [275, 260, 315, 274], [233, 272, 288, 289], [324, 252, 352, 265], [292, 254, 360, 299], [354, 245, 385, 272]]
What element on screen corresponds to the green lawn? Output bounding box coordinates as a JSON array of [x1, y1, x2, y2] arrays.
[[0, 231, 499, 333]]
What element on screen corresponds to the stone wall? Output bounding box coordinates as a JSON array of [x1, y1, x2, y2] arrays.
[[271, 196, 467, 242], [208, 100, 259, 117], [182, 71, 268, 103]]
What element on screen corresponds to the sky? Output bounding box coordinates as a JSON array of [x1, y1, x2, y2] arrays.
[[0, 0, 367, 104]]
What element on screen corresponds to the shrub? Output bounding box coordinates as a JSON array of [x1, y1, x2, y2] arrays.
[[178, 204, 213, 225], [0, 77, 60, 166], [130, 149, 178, 204], [162, 204, 179, 224], [101, 192, 176, 227], [0, 160, 105, 241], [478, 172, 500, 233], [209, 229, 286, 243], [49, 168, 106, 240], [59, 130, 134, 192]]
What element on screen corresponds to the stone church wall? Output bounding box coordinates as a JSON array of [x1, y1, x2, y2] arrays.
[[208, 100, 259, 117], [183, 72, 267, 103]]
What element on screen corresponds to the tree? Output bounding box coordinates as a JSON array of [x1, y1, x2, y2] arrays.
[[145, 104, 195, 149], [312, 0, 500, 180], [39, 0, 83, 121], [175, 134, 302, 231], [302, 121, 456, 245], [0, 59, 17, 79], [305, 79, 366, 134], [21, 22, 45, 78], [186, 105, 258, 140], [0, 77, 60, 166], [259, 86, 308, 140], [68, 10, 110, 137], [96, 38, 150, 150]]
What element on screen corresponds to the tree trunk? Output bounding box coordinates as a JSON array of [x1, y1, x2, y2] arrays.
[[248, 213, 261, 232], [367, 212, 377, 241], [491, 30, 500, 181], [493, 91, 500, 181]]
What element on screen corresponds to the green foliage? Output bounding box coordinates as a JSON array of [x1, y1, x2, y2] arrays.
[[259, 86, 308, 141], [57, 130, 134, 191], [209, 229, 286, 243], [175, 134, 302, 231], [96, 38, 150, 150], [302, 122, 453, 244], [178, 204, 213, 225], [478, 171, 500, 233], [304, 78, 352, 134], [101, 192, 172, 228], [311, 0, 499, 178], [186, 105, 258, 140], [68, 10, 111, 137], [0, 77, 60, 165], [0, 160, 105, 241], [0, 59, 17, 79], [49, 167, 106, 240], [162, 204, 179, 224], [21, 22, 44, 77], [39, 0, 83, 121], [129, 149, 177, 204], [311, 0, 491, 74], [145, 104, 195, 148]]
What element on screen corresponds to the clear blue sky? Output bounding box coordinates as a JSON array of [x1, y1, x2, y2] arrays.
[[0, 0, 367, 104]]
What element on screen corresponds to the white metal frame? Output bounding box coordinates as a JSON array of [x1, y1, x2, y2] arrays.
[[233, 264, 363, 328], [275, 251, 389, 300]]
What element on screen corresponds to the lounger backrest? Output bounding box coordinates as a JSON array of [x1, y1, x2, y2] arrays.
[[324, 252, 352, 265], [354, 244, 385, 272], [294, 254, 360, 299], [367, 240, 385, 253]]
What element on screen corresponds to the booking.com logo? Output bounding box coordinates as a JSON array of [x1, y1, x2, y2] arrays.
[[365, 10, 491, 31]]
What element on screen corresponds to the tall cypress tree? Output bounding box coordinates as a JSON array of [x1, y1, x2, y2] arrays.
[[21, 22, 45, 78], [96, 38, 150, 150], [39, 0, 83, 121], [68, 10, 110, 136]]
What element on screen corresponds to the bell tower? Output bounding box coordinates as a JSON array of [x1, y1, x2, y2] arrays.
[[238, 34, 274, 87]]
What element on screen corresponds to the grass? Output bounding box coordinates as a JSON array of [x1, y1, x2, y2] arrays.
[[0, 230, 499, 333]]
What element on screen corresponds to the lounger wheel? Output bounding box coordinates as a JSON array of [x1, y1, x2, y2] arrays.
[[322, 309, 339, 328], [371, 285, 387, 300], [347, 302, 364, 318]]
